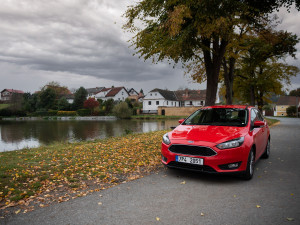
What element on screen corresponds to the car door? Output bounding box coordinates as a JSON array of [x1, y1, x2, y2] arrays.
[[250, 109, 265, 159]]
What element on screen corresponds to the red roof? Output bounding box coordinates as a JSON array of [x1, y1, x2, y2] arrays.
[[277, 96, 300, 106], [106, 87, 126, 97], [1, 89, 24, 94]]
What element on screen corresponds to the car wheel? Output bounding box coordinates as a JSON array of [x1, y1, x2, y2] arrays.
[[262, 138, 270, 159], [243, 149, 255, 180]]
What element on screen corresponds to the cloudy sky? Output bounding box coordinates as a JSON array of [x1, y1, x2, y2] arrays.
[[0, 0, 299, 94]]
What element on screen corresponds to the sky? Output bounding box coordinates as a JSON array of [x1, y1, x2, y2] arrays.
[[0, 0, 299, 95]]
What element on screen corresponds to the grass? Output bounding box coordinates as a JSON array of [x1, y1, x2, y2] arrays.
[[0, 104, 9, 110], [265, 118, 279, 126], [0, 130, 168, 208]]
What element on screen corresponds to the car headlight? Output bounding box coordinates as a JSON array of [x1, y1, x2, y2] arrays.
[[216, 137, 244, 149], [162, 133, 171, 145]]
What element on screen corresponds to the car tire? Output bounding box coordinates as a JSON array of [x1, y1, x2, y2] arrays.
[[243, 148, 255, 180], [262, 138, 270, 159]]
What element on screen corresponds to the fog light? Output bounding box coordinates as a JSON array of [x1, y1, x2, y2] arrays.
[[218, 162, 241, 170], [228, 163, 239, 169], [161, 154, 167, 163]]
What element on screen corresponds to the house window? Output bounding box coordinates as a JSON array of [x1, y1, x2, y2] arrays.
[[201, 101, 203, 105], [171, 102, 173, 106], [122, 92, 124, 95], [167, 101, 168, 105], [155, 93, 157, 96], [156, 101, 159, 105], [150, 94, 152, 96], [148, 101, 151, 105]]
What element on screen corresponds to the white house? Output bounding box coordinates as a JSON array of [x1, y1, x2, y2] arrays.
[[143, 89, 179, 113], [142, 88, 206, 113], [94, 87, 129, 102]]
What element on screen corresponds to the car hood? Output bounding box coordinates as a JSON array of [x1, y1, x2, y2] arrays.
[[170, 125, 248, 144]]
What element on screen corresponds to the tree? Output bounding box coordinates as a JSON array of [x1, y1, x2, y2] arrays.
[[289, 88, 300, 96], [57, 97, 70, 110], [73, 87, 88, 110], [286, 105, 297, 117], [232, 29, 299, 109], [234, 61, 299, 109], [84, 98, 100, 113], [112, 102, 132, 119], [38, 88, 57, 110], [124, 0, 299, 106]]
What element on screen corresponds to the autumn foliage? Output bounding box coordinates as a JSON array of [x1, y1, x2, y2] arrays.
[[0, 130, 168, 215], [84, 98, 99, 111]]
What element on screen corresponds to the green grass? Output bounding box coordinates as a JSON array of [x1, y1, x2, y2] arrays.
[[0, 104, 9, 110]]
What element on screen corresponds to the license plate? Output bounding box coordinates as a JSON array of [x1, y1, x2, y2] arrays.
[[176, 156, 203, 165]]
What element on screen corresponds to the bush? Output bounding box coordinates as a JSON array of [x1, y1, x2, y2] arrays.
[[57, 111, 77, 116], [77, 109, 91, 116], [112, 102, 132, 119], [286, 106, 297, 117], [0, 108, 26, 117], [48, 110, 58, 116]]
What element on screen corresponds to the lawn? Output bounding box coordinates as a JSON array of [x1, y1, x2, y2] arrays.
[[0, 130, 168, 212], [0, 104, 9, 110]]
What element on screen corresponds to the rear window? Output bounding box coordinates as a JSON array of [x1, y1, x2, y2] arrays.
[[183, 108, 248, 127]]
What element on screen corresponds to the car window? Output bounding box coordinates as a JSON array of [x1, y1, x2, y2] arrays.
[[255, 109, 264, 121], [251, 109, 257, 123], [183, 108, 248, 127]]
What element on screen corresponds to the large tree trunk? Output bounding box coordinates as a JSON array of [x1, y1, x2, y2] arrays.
[[223, 57, 236, 105], [202, 37, 228, 106]]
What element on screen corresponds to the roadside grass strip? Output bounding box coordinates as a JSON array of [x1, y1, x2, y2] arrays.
[[0, 130, 168, 213]]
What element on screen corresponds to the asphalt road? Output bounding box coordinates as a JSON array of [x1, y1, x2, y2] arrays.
[[1, 117, 300, 225]]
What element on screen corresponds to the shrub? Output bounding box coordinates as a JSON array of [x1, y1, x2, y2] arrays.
[[48, 110, 58, 116], [286, 106, 297, 117], [112, 102, 132, 119], [57, 111, 77, 116], [77, 109, 91, 116]]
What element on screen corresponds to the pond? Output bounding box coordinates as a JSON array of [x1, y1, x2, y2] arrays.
[[0, 119, 179, 152]]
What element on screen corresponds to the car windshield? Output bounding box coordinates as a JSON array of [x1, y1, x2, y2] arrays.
[[183, 108, 248, 127]]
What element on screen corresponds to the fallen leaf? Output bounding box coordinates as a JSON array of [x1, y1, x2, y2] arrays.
[[98, 202, 102, 205], [15, 209, 21, 214], [180, 181, 186, 185], [291, 193, 294, 196], [233, 195, 237, 198], [156, 217, 160, 221], [256, 205, 261, 208], [201, 213, 204, 216], [287, 218, 294, 221]]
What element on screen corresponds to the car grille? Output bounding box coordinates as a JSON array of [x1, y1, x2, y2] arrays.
[[169, 145, 217, 156], [167, 162, 216, 173]]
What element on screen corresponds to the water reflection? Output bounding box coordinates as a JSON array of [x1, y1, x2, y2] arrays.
[[0, 120, 178, 152]]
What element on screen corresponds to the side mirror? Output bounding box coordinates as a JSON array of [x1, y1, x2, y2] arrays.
[[253, 120, 264, 128], [178, 119, 185, 124]]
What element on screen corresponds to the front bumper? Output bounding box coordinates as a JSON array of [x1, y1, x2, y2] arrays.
[[161, 142, 250, 173]]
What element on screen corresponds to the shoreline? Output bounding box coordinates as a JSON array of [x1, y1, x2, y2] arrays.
[[1, 116, 117, 121]]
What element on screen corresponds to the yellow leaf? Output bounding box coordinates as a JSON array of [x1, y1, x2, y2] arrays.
[[256, 205, 261, 208], [15, 209, 21, 214], [287, 218, 294, 221], [180, 181, 186, 185], [98, 202, 102, 205], [201, 213, 204, 216], [233, 195, 237, 198], [156, 217, 160, 221]]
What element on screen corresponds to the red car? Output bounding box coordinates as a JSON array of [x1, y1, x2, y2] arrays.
[[161, 105, 270, 180]]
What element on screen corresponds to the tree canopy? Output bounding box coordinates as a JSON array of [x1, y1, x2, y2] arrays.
[[124, 0, 299, 106]]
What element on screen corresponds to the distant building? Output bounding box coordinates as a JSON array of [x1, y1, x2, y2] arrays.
[[0, 89, 24, 102], [86, 87, 105, 98], [142, 88, 206, 113], [275, 96, 300, 116], [93, 87, 129, 102]]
